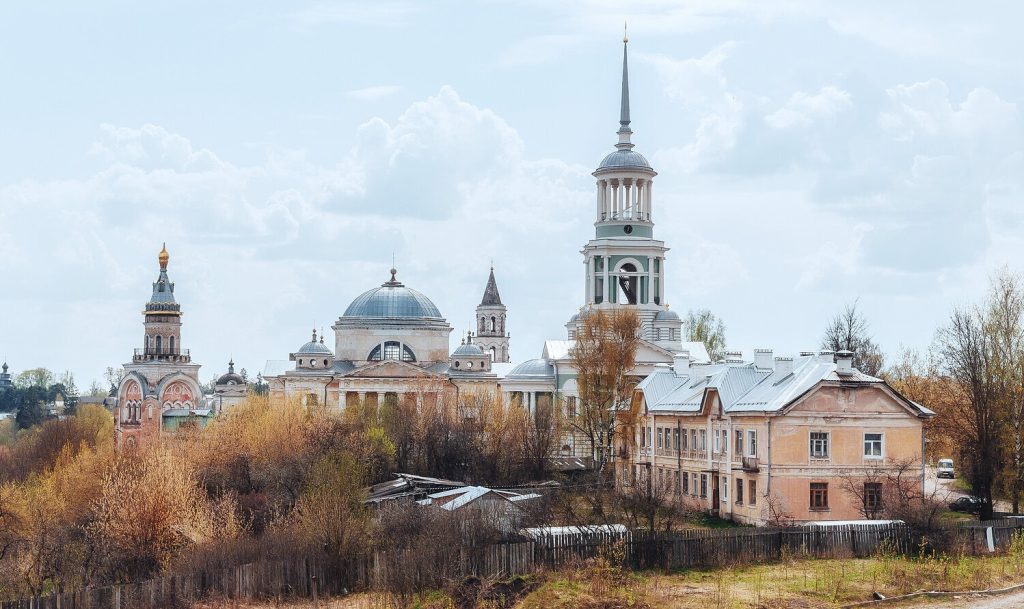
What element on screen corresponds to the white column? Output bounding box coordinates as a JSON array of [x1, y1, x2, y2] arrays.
[[585, 257, 591, 304], [647, 256, 654, 305], [639, 180, 647, 219], [596, 181, 602, 221], [528, 391, 536, 418], [646, 181, 653, 221], [602, 255, 609, 304], [588, 257, 596, 304], [659, 258, 666, 303]]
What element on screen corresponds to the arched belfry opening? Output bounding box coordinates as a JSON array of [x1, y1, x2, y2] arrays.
[[617, 263, 638, 305]]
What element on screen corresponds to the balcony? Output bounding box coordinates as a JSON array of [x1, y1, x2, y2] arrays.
[[742, 456, 759, 472], [133, 348, 191, 364]]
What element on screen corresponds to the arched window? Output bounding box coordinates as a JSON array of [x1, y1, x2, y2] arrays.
[[489, 346, 496, 361], [500, 315, 505, 334], [490, 316, 496, 332], [369, 342, 416, 362], [169, 336, 175, 354], [479, 316, 486, 333], [156, 335, 162, 354], [145, 335, 150, 352]]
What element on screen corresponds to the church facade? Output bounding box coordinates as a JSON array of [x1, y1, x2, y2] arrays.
[[115, 246, 212, 449], [262, 268, 508, 409]]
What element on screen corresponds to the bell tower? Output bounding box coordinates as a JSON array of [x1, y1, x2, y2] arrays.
[[572, 34, 681, 347], [474, 267, 510, 362]]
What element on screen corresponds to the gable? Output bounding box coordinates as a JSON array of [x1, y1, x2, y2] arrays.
[[344, 360, 441, 379], [784, 383, 921, 418]]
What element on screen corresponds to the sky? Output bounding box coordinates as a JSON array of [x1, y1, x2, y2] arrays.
[[1, 1, 1022, 389]]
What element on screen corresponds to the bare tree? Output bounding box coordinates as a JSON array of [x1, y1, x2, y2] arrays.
[[937, 305, 1002, 520], [821, 299, 885, 376], [570, 309, 642, 472], [684, 309, 727, 362]]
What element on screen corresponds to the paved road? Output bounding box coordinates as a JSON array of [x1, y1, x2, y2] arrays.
[[923, 466, 1013, 513], [907, 588, 1024, 608]]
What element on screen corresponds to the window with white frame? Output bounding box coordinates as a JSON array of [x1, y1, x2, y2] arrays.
[[713, 429, 720, 453], [657, 427, 663, 449], [864, 433, 883, 458], [735, 429, 743, 456], [747, 430, 757, 457], [721, 429, 728, 455], [699, 429, 707, 452], [682, 428, 688, 451], [721, 476, 728, 501], [810, 431, 830, 459]]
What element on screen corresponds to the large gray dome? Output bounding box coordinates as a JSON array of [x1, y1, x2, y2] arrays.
[[598, 149, 652, 171], [343, 270, 443, 319]]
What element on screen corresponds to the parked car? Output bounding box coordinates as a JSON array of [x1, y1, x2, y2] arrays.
[[948, 496, 984, 514], [937, 458, 955, 479]]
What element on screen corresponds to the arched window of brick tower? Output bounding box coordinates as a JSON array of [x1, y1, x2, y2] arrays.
[[156, 335, 163, 354], [479, 317, 485, 333], [490, 316, 496, 332], [489, 346, 496, 361], [169, 336, 175, 354]]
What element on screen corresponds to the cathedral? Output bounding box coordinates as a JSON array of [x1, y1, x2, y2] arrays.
[[262, 266, 510, 408]]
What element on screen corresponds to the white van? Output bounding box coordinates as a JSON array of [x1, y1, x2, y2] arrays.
[[937, 458, 955, 479]]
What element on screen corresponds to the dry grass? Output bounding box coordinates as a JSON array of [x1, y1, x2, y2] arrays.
[[191, 536, 1024, 609]]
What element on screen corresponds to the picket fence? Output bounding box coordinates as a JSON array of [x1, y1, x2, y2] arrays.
[[4, 519, 1023, 609]]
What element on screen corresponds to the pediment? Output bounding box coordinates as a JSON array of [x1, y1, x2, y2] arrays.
[[344, 360, 441, 379], [634, 340, 674, 365]]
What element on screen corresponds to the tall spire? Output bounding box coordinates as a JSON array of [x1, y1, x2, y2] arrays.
[[617, 25, 633, 150], [480, 267, 503, 306]]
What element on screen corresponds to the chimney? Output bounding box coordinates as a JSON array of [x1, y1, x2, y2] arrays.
[[754, 348, 774, 370], [725, 350, 743, 364], [774, 356, 793, 376], [817, 350, 835, 364], [836, 350, 854, 375], [799, 350, 816, 357], [673, 350, 691, 377]]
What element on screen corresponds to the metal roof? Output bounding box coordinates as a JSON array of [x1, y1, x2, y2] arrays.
[[506, 358, 555, 379], [598, 149, 652, 170], [344, 284, 442, 319]]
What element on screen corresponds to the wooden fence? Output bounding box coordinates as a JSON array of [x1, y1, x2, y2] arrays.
[[5, 519, 1024, 609]]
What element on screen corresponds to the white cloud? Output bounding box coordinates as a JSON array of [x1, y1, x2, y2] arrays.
[[345, 85, 402, 102], [765, 86, 852, 130]]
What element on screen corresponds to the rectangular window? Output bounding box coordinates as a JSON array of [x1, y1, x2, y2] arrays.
[[646, 427, 652, 448], [682, 428, 688, 451], [690, 429, 697, 452], [749, 480, 757, 505], [657, 427, 663, 449], [713, 429, 720, 453], [674, 428, 680, 453], [721, 476, 728, 501], [692, 473, 698, 495], [639, 427, 646, 447], [864, 482, 883, 512], [700, 474, 708, 498], [735, 429, 743, 456], [736, 478, 744, 504], [864, 433, 883, 458], [682, 471, 689, 493], [699, 429, 707, 452], [810, 482, 829, 510], [810, 431, 830, 459], [721, 429, 729, 455], [747, 430, 757, 457], [567, 396, 577, 417]]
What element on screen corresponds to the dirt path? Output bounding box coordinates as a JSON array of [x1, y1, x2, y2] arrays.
[[893, 588, 1024, 609]]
